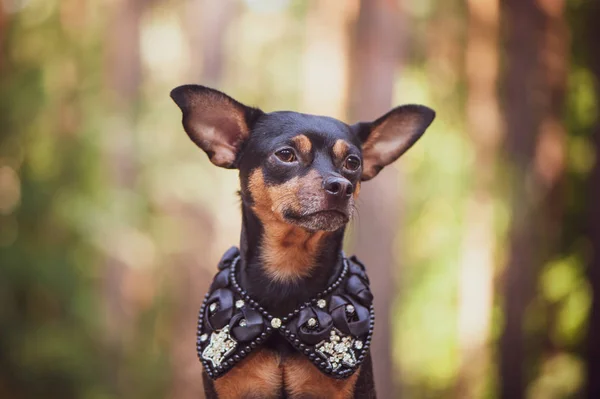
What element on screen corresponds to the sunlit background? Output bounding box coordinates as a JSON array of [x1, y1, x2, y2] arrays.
[[1, 0, 599, 398]]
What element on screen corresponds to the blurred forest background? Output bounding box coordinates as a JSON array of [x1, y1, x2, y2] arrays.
[[1, 0, 599, 398]]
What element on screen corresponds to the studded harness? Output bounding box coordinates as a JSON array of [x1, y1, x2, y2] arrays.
[[196, 247, 375, 380]]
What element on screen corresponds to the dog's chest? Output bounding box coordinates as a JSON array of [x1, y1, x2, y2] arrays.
[[212, 348, 360, 399]]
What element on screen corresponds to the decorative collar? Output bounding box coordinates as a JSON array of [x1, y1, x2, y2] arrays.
[[196, 247, 375, 380]]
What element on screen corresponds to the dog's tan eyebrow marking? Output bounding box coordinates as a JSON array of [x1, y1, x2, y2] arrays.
[[333, 139, 350, 160], [291, 134, 312, 155]]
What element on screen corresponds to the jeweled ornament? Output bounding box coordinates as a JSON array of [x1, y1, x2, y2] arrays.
[[315, 328, 357, 371], [201, 325, 238, 368]]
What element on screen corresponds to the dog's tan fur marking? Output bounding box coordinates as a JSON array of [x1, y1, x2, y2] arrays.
[[214, 350, 359, 398], [214, 349, 282, 399], [292, 134, 312, 156], [353, 181, 361, 199], [333, 139, 350, 160], [248, 169, 328, 282], [283, 356, 359, 399]]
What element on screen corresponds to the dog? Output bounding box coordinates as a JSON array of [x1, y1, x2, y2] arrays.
[[170, 85, 435, 399]]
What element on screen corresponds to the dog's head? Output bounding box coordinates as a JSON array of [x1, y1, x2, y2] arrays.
[[171, 85, 435, 232]]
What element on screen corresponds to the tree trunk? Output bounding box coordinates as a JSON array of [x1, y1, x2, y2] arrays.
[[168, 3, 237, 398], [499, 0, 567, 398], [102, 0, 144, 394], [184, 0, 237, 85], [301, 0, 353, 118], [167, 205, 215, 399], [348, 0, 405, 396], [585, 3, 600, 397], [457, 0, 500, 397]]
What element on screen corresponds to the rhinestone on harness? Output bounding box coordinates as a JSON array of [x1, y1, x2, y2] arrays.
[[271, 318, 282, 328], [317, 299, 327, 309], [201, 325, 238, 368], [315, 328, 357, 371]]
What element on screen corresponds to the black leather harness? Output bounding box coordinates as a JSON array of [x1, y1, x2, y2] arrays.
[[196, 247, 375, 380]]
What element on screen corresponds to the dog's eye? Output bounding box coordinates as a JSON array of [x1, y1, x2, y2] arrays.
[[344, 155, 361, 171], [275, 148, 297, 163]]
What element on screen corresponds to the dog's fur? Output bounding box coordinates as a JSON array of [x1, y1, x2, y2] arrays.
[[171, 85, 435, 399]]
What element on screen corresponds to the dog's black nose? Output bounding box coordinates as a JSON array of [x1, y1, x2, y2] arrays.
[[323, 176, 353, 198]]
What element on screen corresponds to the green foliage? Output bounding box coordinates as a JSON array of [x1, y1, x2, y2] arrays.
[[0, 1, 169, 398]]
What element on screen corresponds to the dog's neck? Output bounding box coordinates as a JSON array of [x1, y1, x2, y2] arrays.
[[237, 202, 345, 316]]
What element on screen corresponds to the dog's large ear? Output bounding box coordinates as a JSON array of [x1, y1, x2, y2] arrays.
[[170, 85, 263, 168], [352, 105, 435, 181]]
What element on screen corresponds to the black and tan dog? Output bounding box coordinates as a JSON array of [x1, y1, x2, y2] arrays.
[[170, 85, 434, 399]]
